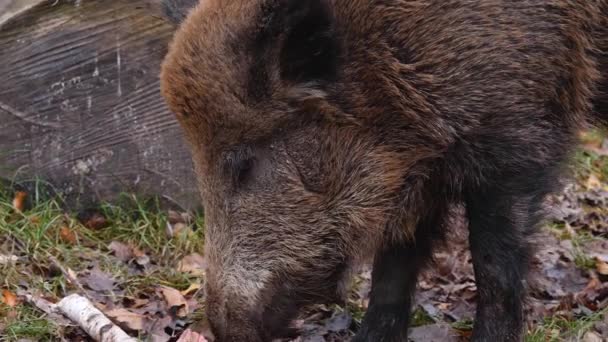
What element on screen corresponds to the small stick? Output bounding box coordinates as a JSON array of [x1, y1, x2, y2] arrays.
[[47, 254, 88, 296], [56, 294, 137, 342]]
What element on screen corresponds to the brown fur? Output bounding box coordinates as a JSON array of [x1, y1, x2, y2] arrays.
[[160, 0, 608, 341]]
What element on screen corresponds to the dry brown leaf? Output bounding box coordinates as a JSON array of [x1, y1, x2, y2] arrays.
[[122, 296, 150, 309], [132, 246, 151, 267], [82, 267, 115, 292], [595, 257, 608, 275], [105, 308, 146, 331], [174, 223, 189, 235], [108, 241, 134, 262], [60, 226, 77, 244], [77, 209, 109, 230], [12, 191, 26, 212], [181, 283, 201, 296], [437, 303, 450, 311], [563, 222, 577, 240], [409, 324, 459, 342], [586, 174, 602, 190], [167, 222, 192, 238], [132, 245, 146, 258], [168, 210, 193, 225], [177, 329, 209, 342], [1, 289, 19, 307], [178, 253, 206, 276], [145, 315, 173, 342], [168, 210, 185, 224], [582, 331, 603, 342], [579, 131, 605, 148], [160, 286, 188, 317]]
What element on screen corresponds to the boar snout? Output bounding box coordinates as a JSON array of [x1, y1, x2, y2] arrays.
[[204, 287, 264, 342], [204, 273, 302, 342]]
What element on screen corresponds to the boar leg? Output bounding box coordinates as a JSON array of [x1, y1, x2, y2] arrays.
[[353, 243, 421, 341], [354, 217, 440, 342], [466, 186, 543, 342]]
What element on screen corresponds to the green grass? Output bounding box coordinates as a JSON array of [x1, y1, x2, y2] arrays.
[[411, 307, 436, 327], [346, 302, 366, 323], [545, 223, 597, 271], [0, 304, 59, 341], [526, 308, 607, 342], [451, 318, 475, 332], [0, 180, 206, 340], [574, 129, 608, 182], [571, 232, 597, 271]]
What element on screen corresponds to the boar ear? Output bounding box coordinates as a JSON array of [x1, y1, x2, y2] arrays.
[[278, 0, 340, 83], [161, 0, 199, 25]]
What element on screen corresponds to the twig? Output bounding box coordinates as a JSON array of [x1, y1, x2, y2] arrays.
[[5, 232, 89, 300], [47, 253, 89, 297], [5, 230, 26, 251]]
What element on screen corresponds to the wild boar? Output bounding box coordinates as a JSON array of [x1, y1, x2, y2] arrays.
[[159, 0, 608, 341]]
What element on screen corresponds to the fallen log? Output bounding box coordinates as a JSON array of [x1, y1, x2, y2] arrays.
[[0, 0, 199, 210]]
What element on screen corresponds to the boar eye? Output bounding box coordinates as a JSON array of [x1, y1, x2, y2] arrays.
[[224, 148, 257, 189], [235, 158, 254, 185]]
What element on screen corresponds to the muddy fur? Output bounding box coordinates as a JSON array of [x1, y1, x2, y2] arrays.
[[159, 0, 608, 341]]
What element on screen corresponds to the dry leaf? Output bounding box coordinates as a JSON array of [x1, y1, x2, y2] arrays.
[[29, 215, 40, 224], [132, 245, 146, 258], [77, 209, 109, 230], [437, 303, 450, 311], [177, 329, 209, 342], [168, 210, 193, 225], [409, 324, 459, 342], [105, 308, 146, 331], [132, 246, 150, 267], [1, 289, 19, 307], [12, 191, 26, 212], [595, 257, 608, 275], [325, 312, 352, 332], [60, 226, 77, 244], [181, 283, 201, 296], [586, 174, 602, 190], [167, 222, 192, 238], [160, 286, 188, 317], [82, 267, 115, 292], [145, 315, 174, 342], [168, 210, 185, 224], [178, 253, 206, 276], [582, 331, 603, 342], [174, 223, 190, 235], [109, 241, 134, 262]]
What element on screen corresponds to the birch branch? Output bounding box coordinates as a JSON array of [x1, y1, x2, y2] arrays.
[[56, 294, 137, 342]]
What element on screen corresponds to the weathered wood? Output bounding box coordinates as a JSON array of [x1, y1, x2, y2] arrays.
[[0, 0, 200, 209], [0, 0, 45, 28]]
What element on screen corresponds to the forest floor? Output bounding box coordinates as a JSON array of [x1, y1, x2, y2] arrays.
[[1, 130, 608, 342]]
